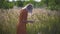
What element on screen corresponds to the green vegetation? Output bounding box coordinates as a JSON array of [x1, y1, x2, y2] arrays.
[[27, 11, 60, 34], [41, 0, 60, 10], [0, 9, 17, 34], [0, 0, 60, 34], [0, 0, 14, 9], [0, 0, 60, 10]]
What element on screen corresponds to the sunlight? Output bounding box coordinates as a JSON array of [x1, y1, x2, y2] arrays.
[[9, 0, 12, 2], [9, 0, 41, 2], [35, 0, 41, 2], [9, 0, 17, 2]]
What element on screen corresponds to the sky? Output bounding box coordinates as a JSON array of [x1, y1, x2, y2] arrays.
[[9, 0, 41, 2]]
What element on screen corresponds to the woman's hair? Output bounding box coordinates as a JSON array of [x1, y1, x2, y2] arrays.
[[22, 4, 33, 13]]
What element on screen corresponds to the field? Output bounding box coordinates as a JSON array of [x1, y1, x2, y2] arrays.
[[0, 8, 60, 34]]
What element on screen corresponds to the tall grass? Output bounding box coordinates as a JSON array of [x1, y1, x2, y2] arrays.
[[0, 9, 18, 34], [26, 9, 60, 34], [0, 8, 60, 34]]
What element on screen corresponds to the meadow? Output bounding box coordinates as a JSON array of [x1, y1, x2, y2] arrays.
[[0, 8, 60, 34]]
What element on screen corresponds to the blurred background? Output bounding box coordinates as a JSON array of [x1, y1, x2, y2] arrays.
[[0, 0, 60, 34]]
